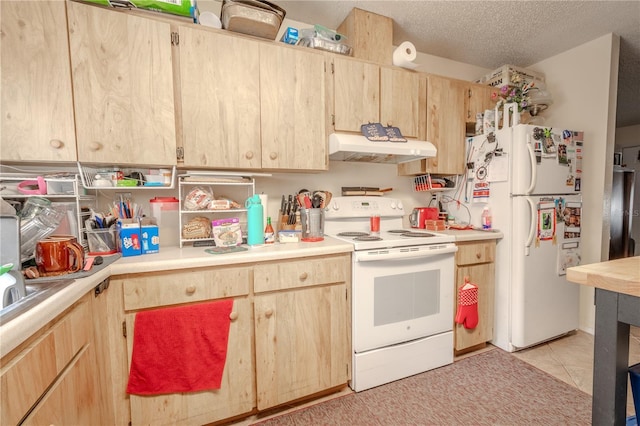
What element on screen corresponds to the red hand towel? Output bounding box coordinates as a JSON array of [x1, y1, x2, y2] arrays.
[[126, 299, 234, 395]]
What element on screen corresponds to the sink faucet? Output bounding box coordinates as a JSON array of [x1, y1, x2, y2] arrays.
[[1, 270, 26, 308]]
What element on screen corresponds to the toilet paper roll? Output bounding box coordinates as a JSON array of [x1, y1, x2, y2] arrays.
[[258, 194, 268, 228], [392, 41, 419, 70]]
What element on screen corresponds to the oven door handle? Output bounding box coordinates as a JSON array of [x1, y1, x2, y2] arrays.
[[354, 245, 458, 262]]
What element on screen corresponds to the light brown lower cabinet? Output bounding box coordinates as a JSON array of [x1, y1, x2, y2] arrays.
[[0, 293, 102, 425], [100, 253, 351, 425], [454, 241, 496, 355], [254, 256, 351, 410]]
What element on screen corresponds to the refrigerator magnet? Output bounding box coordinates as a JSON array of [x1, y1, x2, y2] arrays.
[[537, 202, 557, 245]]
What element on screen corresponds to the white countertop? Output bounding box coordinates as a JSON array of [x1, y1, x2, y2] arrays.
[[439, 228, 504, 242], [1, 231, 500, 358], [0, 238, 353, 358]]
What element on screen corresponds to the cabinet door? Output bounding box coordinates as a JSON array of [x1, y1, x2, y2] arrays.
[[454, 262, 495, 351], [465, 83, 498, 124], [260, 44, 327, 170], [126, 297, 254, 426], [178, 26, 261, 169], [1, 293, 99, 425], [254, 284, 349, 410], [424, 75, 467, 175], [380, 66, 421, 138], [68, 1, 177, 165], [332, 57, 379, 132], [22, 345, 101, 426], [1, 1, 77, 162]]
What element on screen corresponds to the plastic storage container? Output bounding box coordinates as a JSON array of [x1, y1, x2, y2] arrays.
[[86, 228, 117, 255], [150, 197, 179, 247]]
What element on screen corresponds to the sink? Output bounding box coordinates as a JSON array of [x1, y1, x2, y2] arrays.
[[0, 279, 75, 325]]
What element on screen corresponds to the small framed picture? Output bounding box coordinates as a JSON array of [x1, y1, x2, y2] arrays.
[[613, 152, 622, 166]]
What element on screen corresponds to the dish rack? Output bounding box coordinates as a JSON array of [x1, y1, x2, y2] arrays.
[[77, 163, 176, 190], [413, 174, 457, 192], [0, 173, 97, 251]]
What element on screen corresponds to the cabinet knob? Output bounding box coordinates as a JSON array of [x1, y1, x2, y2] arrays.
[[265, 308, 274, 318], [49, 139, 63, 149], [245, 151, 254, 159], [89, 142, 102, 152], [299, 272, 308, 281], [185, 285, 196, 295], [229, 311, 238, 321], [476, 252, 482, 259], [269, 152, 278, 160]]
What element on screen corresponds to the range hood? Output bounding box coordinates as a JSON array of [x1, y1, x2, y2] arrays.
[[328, 133, 436, 164]]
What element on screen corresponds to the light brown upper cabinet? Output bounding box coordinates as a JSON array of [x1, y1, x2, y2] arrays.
[[379, 66, 423, 139], [177, 26, 262, 169], [1, 1, 77, 162], [68, 1, 177, 166], [332, 56, 422, 139], [177, 26, 326, 171], [259, 43, 327, 170], [398, 74, 467, 176], [465, 83, 499, 126]]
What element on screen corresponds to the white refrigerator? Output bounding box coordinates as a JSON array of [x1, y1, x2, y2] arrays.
[[465, 123, 583, 352]]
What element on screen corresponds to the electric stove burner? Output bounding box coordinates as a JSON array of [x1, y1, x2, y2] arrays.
[[400, 231, 436, 238], [353, 235, 383, 241], [337, 231, 370, 237], [388, 229, 409, 233]]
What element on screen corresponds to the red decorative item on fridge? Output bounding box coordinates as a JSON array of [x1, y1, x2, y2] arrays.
[[454, 277, 479, 329]]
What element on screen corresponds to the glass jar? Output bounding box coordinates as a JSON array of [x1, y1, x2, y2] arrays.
[[20, 205, 66, 261], [18, 197, 51, 222]]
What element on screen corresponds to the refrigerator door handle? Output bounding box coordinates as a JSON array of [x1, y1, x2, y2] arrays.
[[524, 197, 536, 256], [525, 134, 537, 195]]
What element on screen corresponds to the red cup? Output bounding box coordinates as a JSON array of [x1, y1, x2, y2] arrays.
[[370, 214, 380, 235]]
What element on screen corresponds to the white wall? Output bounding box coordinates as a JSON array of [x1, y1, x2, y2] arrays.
[[529, 33, 620, 333]]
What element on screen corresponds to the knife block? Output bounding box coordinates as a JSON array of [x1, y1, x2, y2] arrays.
[[278, 212, 301, 231]]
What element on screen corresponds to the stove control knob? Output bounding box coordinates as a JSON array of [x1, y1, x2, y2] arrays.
[[397, 201, 403, 210], [331, 202, 339, 210], [390, 201, 397, 209]]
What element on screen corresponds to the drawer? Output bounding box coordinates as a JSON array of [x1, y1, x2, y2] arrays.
[[123, 266, 250, 311], [254, 254, 350, 293], [456, 241, 495, 265], [1, 296, 90, 425]]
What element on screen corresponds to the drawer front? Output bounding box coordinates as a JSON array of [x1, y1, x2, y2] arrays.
[[1, 296, 90, 425], [123, 266, 250, 311], [254, 254, 350, 293], [456, 241, 496, 265]]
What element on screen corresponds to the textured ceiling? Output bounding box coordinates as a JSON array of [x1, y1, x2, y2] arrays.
[[278, 1, 640, 128]]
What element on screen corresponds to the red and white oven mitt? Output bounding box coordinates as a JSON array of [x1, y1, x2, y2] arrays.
[[455, 278, 479, 329]]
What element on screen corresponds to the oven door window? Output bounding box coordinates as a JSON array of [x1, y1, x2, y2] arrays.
[[353, 254, 454, 353], [374, 270, 440, 326]]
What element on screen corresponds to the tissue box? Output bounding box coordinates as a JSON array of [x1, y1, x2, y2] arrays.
[[141, 224, 159, 254], [280, 27, 298, 45], [117, 219, 142, 257]]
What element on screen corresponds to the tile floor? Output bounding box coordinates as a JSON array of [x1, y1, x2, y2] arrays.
[[513, 327, 640, 416]]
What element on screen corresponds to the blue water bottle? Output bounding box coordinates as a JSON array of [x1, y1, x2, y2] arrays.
[[245, 194, 264, 246]]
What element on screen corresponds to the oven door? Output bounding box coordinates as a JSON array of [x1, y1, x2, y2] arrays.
[[352, 243, 457, 353]]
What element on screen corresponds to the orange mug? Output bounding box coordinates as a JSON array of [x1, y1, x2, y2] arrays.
[[35, 235, 84, 274]]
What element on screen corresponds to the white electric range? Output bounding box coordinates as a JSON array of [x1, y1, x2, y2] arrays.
[[324, 197, 457, 392]]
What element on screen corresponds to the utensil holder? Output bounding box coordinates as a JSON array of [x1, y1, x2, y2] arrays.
[[86, 228, 117, 255], [299, 208, 324, 242]]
